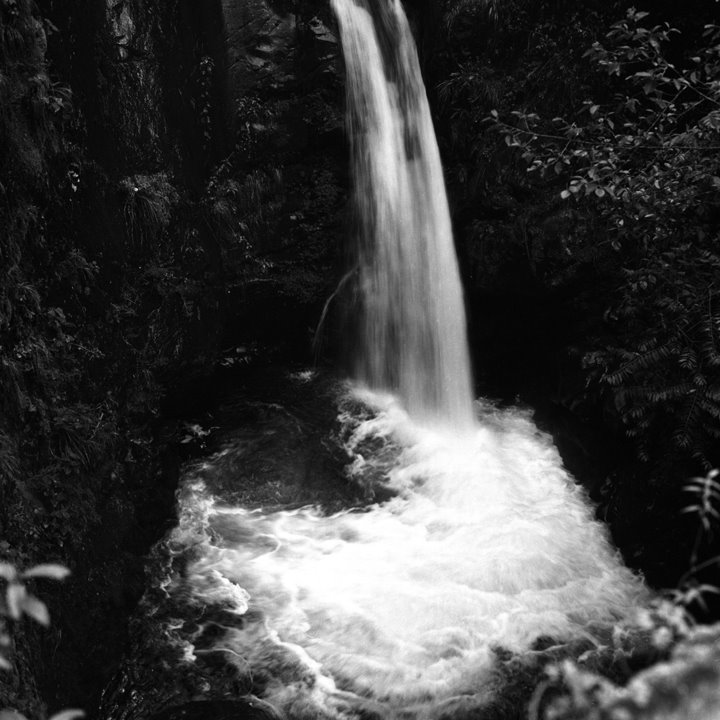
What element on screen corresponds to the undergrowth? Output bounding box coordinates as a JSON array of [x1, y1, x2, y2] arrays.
[[488, 10, 720, 473]]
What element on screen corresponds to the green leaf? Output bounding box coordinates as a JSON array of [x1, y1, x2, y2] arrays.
[[0, 711, 27, 720], [49, 711, 85, 720], [22, 564, 70, 581], [0, 563, 17, 582], [6, 583, 26, 620], [21, 595, 49, 626]]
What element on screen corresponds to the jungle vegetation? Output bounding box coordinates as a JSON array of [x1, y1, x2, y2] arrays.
[[1, 0, 720, 717]]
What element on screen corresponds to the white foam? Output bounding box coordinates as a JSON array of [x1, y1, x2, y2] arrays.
[[170, 388, 645, 717], [335, 0, 475, 428]]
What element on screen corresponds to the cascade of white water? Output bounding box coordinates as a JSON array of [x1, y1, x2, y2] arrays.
[[142, 4, 646, 718], [162, 391, 645, 719], [335, 0, 475, 429]]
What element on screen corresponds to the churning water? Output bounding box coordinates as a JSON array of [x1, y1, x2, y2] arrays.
[[142, 385, 643, 719], [111, 1, 645, 717]]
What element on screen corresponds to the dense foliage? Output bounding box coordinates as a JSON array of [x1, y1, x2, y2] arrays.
[[1, 0, 341, 712], [497, 11, 720, 472], [2, 0, 720, 716], [435, 0, 720, 589]]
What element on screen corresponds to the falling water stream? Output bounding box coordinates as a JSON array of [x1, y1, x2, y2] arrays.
[[339, 0, 474, 428], [104, 1, 645, 718]]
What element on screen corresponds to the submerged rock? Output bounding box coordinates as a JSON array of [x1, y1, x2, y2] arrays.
[[543, 624, 720, 720], [149, 699, 284, 720]]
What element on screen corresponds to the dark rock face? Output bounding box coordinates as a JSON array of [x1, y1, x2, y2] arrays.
[[100, 0, 168, 167], [222, 0, 298, 95], [106, 0, 137, 60], [64, 0, 174, 170], [220, 0, 339, 99], [212, 0, 346, 353], [215, 0, 343, 171]]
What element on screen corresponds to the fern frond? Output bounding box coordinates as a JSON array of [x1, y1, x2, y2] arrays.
[[700, 313, 720, 367], [679, 349, 698, 370], [699, 109, 720, 132], [698, 397, 720, 420], [444, 0, 499, 28], [604, 342, 678, 385], [617, 383, 693, 407]]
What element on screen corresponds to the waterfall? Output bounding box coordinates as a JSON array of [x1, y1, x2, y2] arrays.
[[129, 388, 645, 720], [335, 0, 475, 429], [108, 4, 647, 718]]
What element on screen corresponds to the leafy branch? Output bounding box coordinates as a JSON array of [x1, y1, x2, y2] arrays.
[[0, 562, 83, 720], [490, 9, 720, 468]]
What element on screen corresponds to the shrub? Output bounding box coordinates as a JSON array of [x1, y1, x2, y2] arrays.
[[0, 562, 84, 720], [493, 11, 720, 471]]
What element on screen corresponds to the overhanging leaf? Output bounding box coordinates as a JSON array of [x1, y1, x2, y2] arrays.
[[22, 564, 71, 581], [0, 563, 17, 582], [49, 710, 85, 720], [0, 711, 27, 720], [21, 595, 49, 626], [5, 583, 26, 620]]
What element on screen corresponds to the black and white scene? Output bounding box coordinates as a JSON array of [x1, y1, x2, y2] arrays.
[[1, 0, 719, 719]]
